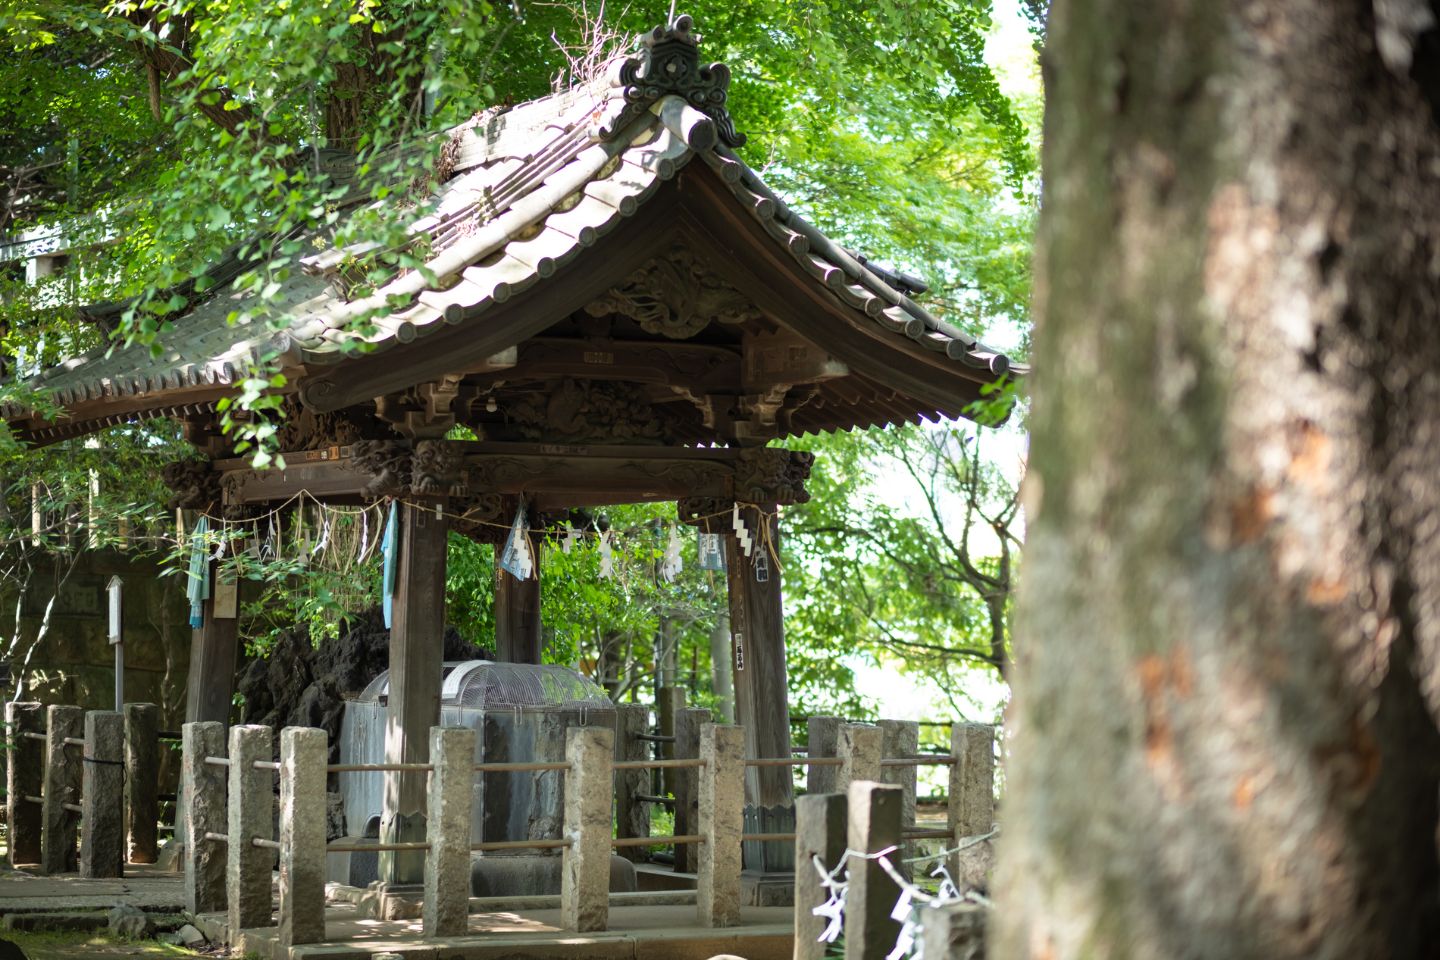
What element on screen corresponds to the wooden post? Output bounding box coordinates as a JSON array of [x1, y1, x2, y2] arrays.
[[124, 702, 160, 865], [806, 716, 842, 795], [228, 724, 274, 933], [6, 701, 44, 867], [697, 723, 745, 928], [673, 706, 711, 873], [838, 723, 882, 794], [80, 710, 125, 879], [185, 563, 239, 724], [279, 727, 327, 947], [424, 725, 476, 938], [560, 725, 614, 933], [724, 506, 794, 812], [613, 703, 650, 861], [844, 781, 903, 960], [42, 705, 83, 874], [381, 502, 448, 887], [182, 721, 227, 915], [794, 792, 848, 960], [495, 544, 542, 664]]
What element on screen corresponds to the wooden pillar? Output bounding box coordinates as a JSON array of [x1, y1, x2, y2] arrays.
[[494, 543, 541, 664], [725, 504, 794, 885], [380, 502, 448, 887], [723, 504, 793, 809], [185, 563, 238, 724]]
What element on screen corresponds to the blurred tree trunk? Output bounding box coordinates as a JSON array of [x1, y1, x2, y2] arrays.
[[999, 1, 1440, 957]]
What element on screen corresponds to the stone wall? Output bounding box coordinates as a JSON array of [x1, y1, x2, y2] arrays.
[[0, 550, 191, 730]]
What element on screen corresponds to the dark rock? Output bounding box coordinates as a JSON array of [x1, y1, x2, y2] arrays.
[[0, 938, 26, 960], [106, 904, 152, 939], [239, 606, 493, 768]]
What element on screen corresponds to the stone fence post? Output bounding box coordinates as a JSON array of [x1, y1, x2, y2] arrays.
[[949, 724, 995, 839], [673, 706, 710, 873], [42, 704, 82, 874], [794, 791, 848, 960], [806, 715, 842, 795], [279, 727, 326, 947], [844, 780, 903, 960], [696, 722, 743, 928], [424, 726, 475, 938], [613, 703, 649, 861], [561, 725, 614, 933], [228, 724, 274, 934], [124, 702, 160, 865], [6, 702, 44, 867], [837, 723, 881, 795], [879, 719, 918, 874], [182, 721, 227, 914], [920, 901, 987, 960], [81, 710, 124, 878]]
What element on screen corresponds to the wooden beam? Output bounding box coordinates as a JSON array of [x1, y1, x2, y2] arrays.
[[380, 502, 448, 887]]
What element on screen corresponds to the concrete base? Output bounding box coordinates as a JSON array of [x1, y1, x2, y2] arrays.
[[741, 870, 795, 908], [370, 882, 424, 921]]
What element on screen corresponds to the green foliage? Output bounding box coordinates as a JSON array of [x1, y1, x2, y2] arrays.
[[1, 0, 1037, 717]]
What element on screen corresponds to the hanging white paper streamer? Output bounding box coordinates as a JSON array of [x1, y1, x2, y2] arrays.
[[732, 503, 753, 558], [561, 521, 579, 554], [598, 528, 615, 579], [660, 524, 683, 581], [499, 503, 534, 580]]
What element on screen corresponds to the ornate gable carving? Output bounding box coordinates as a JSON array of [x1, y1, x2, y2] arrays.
[[584, 245, 763, 339], [500, 378, 696, 444]]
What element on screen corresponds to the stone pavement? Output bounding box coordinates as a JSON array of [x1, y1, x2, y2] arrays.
[[207, 901, 794, 960], [0, 863, 185, 915]]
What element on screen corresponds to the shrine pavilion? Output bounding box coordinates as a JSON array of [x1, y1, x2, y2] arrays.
[[1, 15, 1014, 896]]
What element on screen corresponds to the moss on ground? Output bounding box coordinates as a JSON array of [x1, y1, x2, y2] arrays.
[[0, 929, 200, 958]]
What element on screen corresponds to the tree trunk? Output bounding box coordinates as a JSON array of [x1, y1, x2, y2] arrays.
[[998, 1, 1440, 958]]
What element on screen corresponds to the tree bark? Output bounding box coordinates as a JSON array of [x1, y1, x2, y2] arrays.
[[999, 1, 1440, 957]]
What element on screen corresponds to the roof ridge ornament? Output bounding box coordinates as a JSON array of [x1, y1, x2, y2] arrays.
[[608, 14, 746, 148]]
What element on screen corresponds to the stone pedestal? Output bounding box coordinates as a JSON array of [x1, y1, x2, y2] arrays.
[[124, 703, 160, 865], [560, 726, 614, 933], [697, 723, 744, 928], [182, 722, 227, 914], [424, 726, 476, 937], [227, 725, 274, 933], [279, 727, 327, 946], [80, 711, 125, 878], [613, 704, 650, 860], [794, 792, 848, 960], [7, 702, 44, 867], [920, 901, 988, 960], [838, 723, 882, 793], [42, 705, 83, 874], [844, 781, 902, 960], [805, 715, 842, 795]]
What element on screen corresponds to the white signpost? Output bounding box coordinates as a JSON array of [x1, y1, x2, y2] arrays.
[[107, 575, 123, 710]]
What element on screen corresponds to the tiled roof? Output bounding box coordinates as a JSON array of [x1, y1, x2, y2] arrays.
[[3, 15, 1015, 439]]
